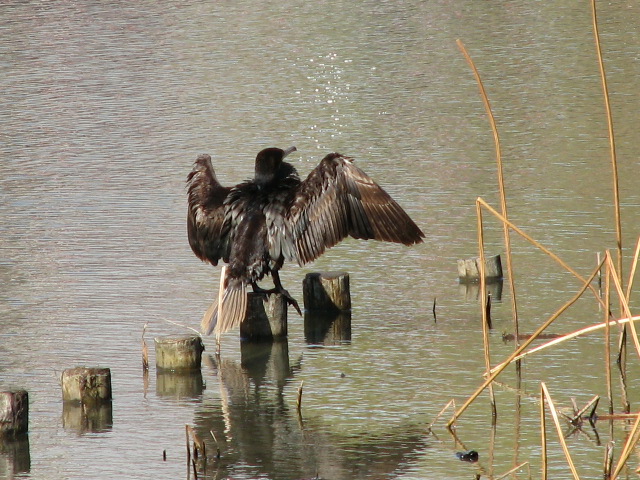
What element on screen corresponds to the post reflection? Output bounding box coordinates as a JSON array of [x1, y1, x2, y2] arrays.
[[0, 434, 30, 478], [194, 339, 429, 479]]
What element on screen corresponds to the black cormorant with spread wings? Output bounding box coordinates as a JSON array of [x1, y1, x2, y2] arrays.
[[187, 147, 424, 338]]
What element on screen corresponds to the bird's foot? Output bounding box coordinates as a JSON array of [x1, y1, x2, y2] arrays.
[[279, 288, 302, 316], [250, 282, 302, 316]]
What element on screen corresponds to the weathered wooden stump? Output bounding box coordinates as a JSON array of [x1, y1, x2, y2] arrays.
[[0, 390, 29, 436], [303, 271, 351, 313], [457, 254, 503, 283], [154, 335, 204, 372], [61, 368, 112, 405], [304, 310, 352, 345], [240, 292, 288, 341]]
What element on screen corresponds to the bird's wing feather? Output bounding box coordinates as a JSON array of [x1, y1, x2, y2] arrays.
[[286, 153, 425, 265], [186, 154, 232, 265]]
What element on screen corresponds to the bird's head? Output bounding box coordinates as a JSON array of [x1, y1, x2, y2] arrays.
[[254, 146, 297, 185]]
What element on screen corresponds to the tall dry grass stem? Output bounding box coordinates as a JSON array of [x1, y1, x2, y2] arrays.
[[605, 261, 614, 414], [540, 384, 548, 480], [591, 0, 623, 285], [610, 412, 640, 479], [456, 38, 520, 348], [624, 237, 640, 301], [604, 252, 640, 359], [476, 201, 496, 415], [541, 383, 581, 479]]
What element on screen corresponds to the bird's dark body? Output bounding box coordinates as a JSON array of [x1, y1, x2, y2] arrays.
[[187, 147, 424, 337]]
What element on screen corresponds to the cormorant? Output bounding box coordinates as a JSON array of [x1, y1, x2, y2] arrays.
[[187, 147, 424, 337]]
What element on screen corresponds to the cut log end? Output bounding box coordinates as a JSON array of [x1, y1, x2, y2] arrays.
[[457, 255, 503, 283], [154, 335, 205, 372], [303, 271, 351, 313]]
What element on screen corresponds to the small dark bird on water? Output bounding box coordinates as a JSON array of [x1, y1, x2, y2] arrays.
[[187, 147, 424, 338]]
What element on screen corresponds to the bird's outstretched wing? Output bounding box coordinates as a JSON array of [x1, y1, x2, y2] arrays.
[[186, 154, 232, 265], [286, 153, 425, 265]]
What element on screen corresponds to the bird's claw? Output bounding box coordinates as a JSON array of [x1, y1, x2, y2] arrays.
[[280, 289, 302, 316]]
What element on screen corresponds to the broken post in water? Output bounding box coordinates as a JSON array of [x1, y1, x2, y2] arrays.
[[61, 367, 112, 404], [303, 271, 351, 313], [240, 292, 287, 341], [303, 272, 352, 344], [0, 390, 29, 436], [457, 254, 503, 283], [154, 335, 205, 372]]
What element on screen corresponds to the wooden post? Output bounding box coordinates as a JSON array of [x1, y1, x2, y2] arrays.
[[61, 368, 112, 405], [303, 272, 351, 313], [457, 254, 503, 283], [240, 293, 287, 341], [0, 390, 28, 436], [154, 335, 204, 372]]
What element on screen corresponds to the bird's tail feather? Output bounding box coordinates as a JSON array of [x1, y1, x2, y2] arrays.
[[200, 278, 247, 337]]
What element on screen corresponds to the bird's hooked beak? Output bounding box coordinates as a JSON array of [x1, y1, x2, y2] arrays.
[[282, 146, 297, 159]]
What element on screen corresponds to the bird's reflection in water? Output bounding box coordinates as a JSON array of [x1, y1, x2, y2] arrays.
[[195, 339, 429, 480]]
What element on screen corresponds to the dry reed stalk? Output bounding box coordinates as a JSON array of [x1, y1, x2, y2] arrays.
[[490, 313, 640, 372], [209, 430, 221, 459], [477, 198, 605, 309], [541, 383, 581, 480], [186, 425, 206, 461], [457, 39, 520, 348], [496, 462, 530, 480], [448, 261, 602, 426], [603, 441, 614, 480], [142, 322, 149, 372], [604, 262, 614, 414], [429, 399, 456, 430], [476, 201, 496, 415], [591, 0, 623, 286], [610, 412, 640, 479], [296, 380, 304, 415], [540, 384, 548, 480], [604, 252, 640, 359], [216, 265, 226, 352], [624, 236, 640, 301]]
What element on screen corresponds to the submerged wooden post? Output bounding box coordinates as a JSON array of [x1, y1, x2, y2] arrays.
[[303, 271, 351, 313], [61, 368, 112, 404], [457, 254, 503, 283], [0, 390, 29, 436], [240, 292, 287, 340], [154, 335, 204, 371]]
